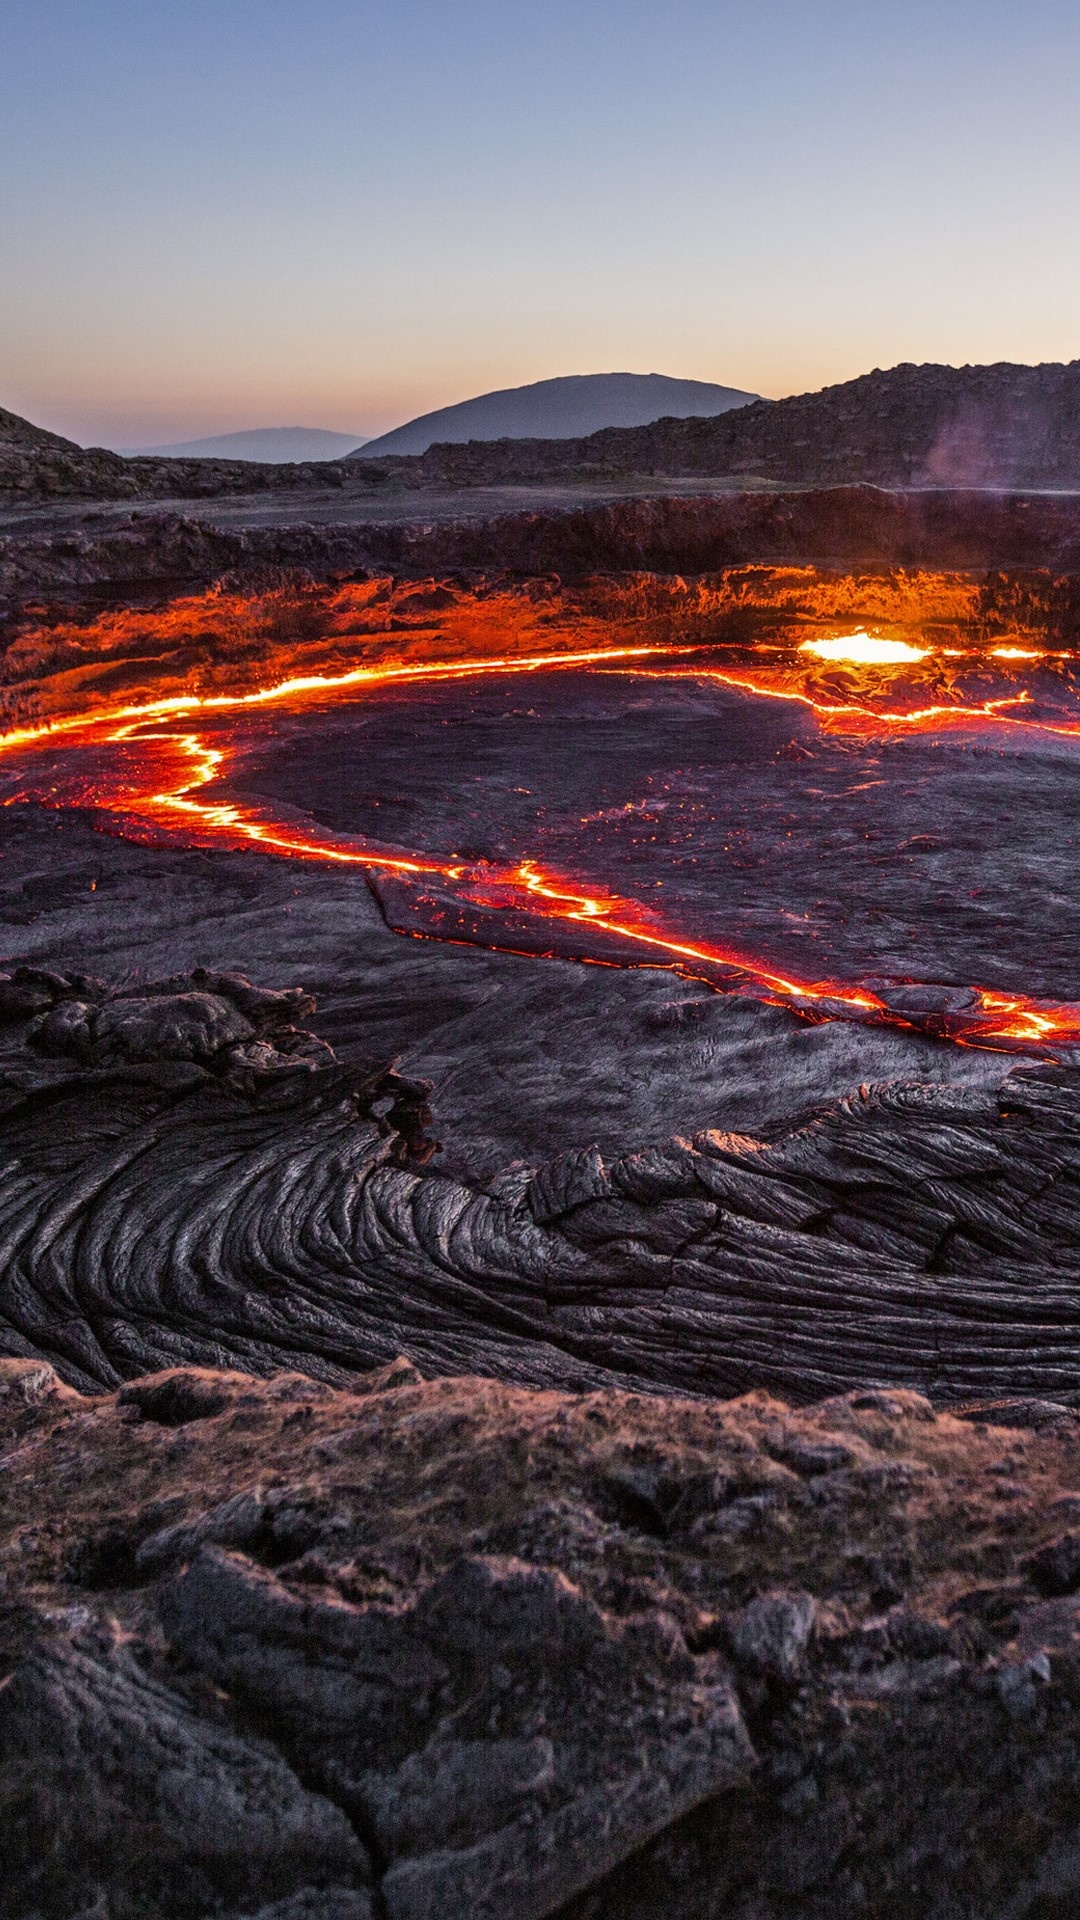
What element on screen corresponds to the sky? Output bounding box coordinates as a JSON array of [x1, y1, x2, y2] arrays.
[[2, 0, 1080, 448]]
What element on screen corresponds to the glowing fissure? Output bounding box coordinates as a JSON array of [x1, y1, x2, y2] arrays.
[[4, 631, 1080, 1057], [0, 643, 681, 758], [701, 664, 1035, 734]]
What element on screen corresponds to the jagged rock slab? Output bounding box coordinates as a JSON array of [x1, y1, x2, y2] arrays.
[[162, 1547, 751, 1920], [0, 1637, 370, 1918]]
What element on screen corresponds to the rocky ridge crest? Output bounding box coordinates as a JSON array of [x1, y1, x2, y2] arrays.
[[8, 362, 1080, 502]]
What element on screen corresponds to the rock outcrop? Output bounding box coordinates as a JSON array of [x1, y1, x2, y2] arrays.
[[6, 1355, 1080, 1917], [0, 404, 359, 502]]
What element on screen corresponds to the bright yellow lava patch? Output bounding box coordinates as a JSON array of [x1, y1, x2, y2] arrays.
[[799, 631, 930, 666]]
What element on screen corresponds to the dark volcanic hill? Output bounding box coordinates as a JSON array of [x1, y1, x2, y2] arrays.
[[367, 360, 1080, 491], [0, 409, 134, 497], [354, 372, 758, 459], [0, 406, 83, 454]]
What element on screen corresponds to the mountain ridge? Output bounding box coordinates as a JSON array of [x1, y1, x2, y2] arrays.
[[354, 371, 758, 458], [121, 426, 370, 462], [7, 360, 1080, 499]]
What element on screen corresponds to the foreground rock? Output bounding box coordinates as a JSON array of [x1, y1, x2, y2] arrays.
[[5, 1357, 1080, 1917]]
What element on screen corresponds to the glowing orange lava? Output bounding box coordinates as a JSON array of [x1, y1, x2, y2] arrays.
[[3, 627, 1080, 1058], [799, 631, 930, 665]]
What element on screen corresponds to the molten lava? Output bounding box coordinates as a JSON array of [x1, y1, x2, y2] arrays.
[[800, 632, 930, 665], [4, 575, 1080, 1058]]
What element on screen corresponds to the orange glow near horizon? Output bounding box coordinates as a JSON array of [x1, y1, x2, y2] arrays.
[[3, 613, 1080, 1058]]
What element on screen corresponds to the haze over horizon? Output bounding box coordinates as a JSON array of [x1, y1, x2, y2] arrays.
[[4, 0, 1080, 448]]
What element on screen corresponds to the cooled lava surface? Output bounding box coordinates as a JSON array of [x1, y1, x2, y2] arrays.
[[1, 565, 1080, 1407]]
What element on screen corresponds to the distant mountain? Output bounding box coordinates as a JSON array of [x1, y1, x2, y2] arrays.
[[119, 427, 369, 463], [361, 361, 1080, 491], [353, 373, 758, 459]]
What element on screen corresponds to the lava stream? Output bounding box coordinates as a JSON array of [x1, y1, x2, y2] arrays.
[[4, 636, 1080, 1056]]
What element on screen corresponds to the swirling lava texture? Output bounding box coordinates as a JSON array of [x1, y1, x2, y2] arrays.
[[4, 570, 1080, 1400], [3, 969, 1080, 1404]]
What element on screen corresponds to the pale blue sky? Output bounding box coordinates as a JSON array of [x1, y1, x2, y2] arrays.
[[2, 0, 1079, 445]]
